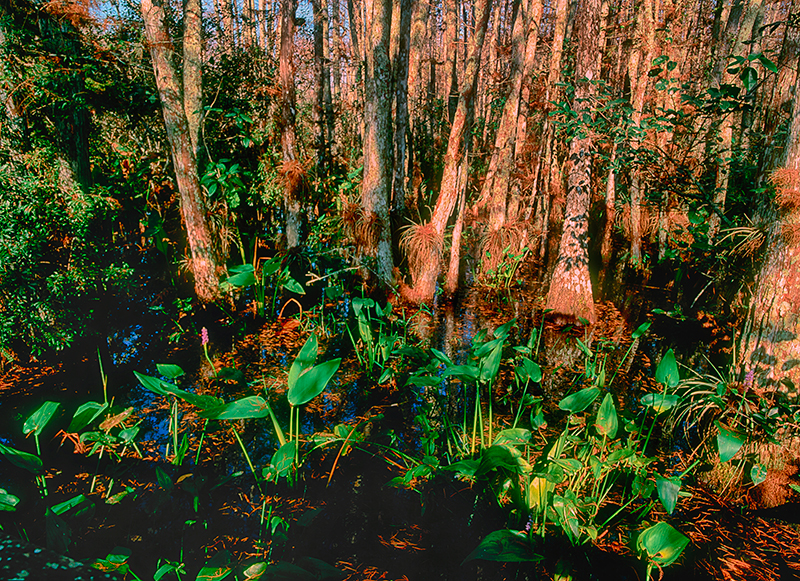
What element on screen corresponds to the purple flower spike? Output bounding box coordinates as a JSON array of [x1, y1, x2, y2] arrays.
[[744, 368, 755, 387], [201, 327, 209, 346]]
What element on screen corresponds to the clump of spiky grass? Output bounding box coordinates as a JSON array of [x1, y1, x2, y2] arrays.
[[356, 210, 384, 253], [772, 168, 800, 211], [400, 220, 442, 275], [478, 221, 525, 277], [278, 159, 307, 197]]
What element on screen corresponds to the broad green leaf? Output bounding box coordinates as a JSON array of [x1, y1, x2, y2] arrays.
[[288, 335, 318, 391], [0, 441, 43, 473], [522, 358, 542, 382], [558, 387, 600, 413], [0, 489, 19, 511], [641, 393, 679, 413], [528, 477, 553, 511], [225, 265, 256, 288], [68, 402, 108, 433], [716, 421, 744, 462], [655, 349, 679, 388], [596, 393, 618, 438], [156, 466, 173, 490], [135, 371, 222, 410], [656, 475, 681, 514], [637, 521, 689, 567], [288, 359, 341, 406], [750, 464, 767, 486], [283, 277, 306, 295], [46, 508, 71, 553], [196, 550, 232, 581], [463, 529, 543, 563], [270, 441, 297, 477], [406, 374, 443, 387], [430, 348, 452, 365], [199, 396, 270, 420], [758, 54, 778, 73], [443, 365, 479, 382], [24, 401, 60, 436], [632, 321, 652, 339], [475, 445, 530, 477], [157, 363, 185, 379], [493, 428, 531, 447]]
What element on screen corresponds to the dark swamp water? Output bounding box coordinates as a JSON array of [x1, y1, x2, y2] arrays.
[[0, 260, 791, 581]]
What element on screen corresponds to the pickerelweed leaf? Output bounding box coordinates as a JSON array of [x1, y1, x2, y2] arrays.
[[68, 401, 108, 433], [641, 393, 679, 413], [271, 441, 297, 477], [157, 363, 184, 379], [656, 475, 681, 514], [637, 521, 690, 567], [596, 393, 618, 438], [0, 441, 43, 473], [24, 401, 60, 437], [632, 321, 652, 339], [0, 488, 19, 512], [288, 359, 341, 406], [283, 277, 306, 295], [199, 396, 271, 420], [558, 387, 600, 414], [655, 349, 680, 388], [463, 529, 543, 563], [135, 371, 222, 410], [224, 265, 256, 288], [288, 334, 318, 391], [716, 421, 745, 462]]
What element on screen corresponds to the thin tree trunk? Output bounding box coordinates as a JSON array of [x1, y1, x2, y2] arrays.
[[362, 0, 395, 285], [392, 0, 412, 215], [280, 0, 302, 248], [142, 0, 223, 302], [405, 0, 492, 303], [221, 0, 235, 52], [443, 0, 459, 123], [313, 0, 328, 172], [183, 0, 202, 158], [544, 0, 600, 325]]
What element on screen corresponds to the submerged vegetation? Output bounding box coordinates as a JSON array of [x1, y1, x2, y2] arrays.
[[2, 0, 800, 579]]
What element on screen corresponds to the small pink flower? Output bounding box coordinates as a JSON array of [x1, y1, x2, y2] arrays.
[[201, 327, 209, 346]]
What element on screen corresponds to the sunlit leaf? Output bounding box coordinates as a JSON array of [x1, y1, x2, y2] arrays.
[[24, 401, 60, 437], [655, 349, 679, 388], [641, 393, 679, 413], [656, 475, 681, 514], [443, 365, 479, 382], [224, 265, 256, 288], [288, 359, 341, 406], [716, 421, 744, 462], [199, 396, 270, 420], [493, 428, 531, 447], [157, 363, 185, 379], [288, 334, 318, 391], [522, 358, 542, 382], [558, 387, 600, 413], [135, 371, 222, 410], [463, 529, 543, 563], [51, 494, 89, 516], [596, 393, 618, 438], [0, 441, 43, 473], [68, 402, 108, 433], [637, 521, 689, 567]]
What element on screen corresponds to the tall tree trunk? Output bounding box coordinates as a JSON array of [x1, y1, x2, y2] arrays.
[[183, 0, 202, 158], [362, 0, 395, 286], [708, 0, 762, 242], [544, 0, 599, 325], [280, 0, 302, 248], [142, 0, 223, 302], [627, 0, 655, 266], [392, 0, 411, 215], [740, 70, 800, 401], [443, 0, 459, 123], [404, 0, 492, 303], [221, 0, 235, 52], [313, 0, 328, 172]]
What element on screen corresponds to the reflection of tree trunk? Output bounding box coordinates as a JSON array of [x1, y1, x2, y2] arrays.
[[404, 0, 491, 304], [280, 0, 301, 248], [362, 0, 395, 285], [544, 0, 599, 326], [142, 0, 223, 302]]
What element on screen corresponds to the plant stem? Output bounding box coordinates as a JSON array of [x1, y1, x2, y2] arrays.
[[230, 424, 262, 494]]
